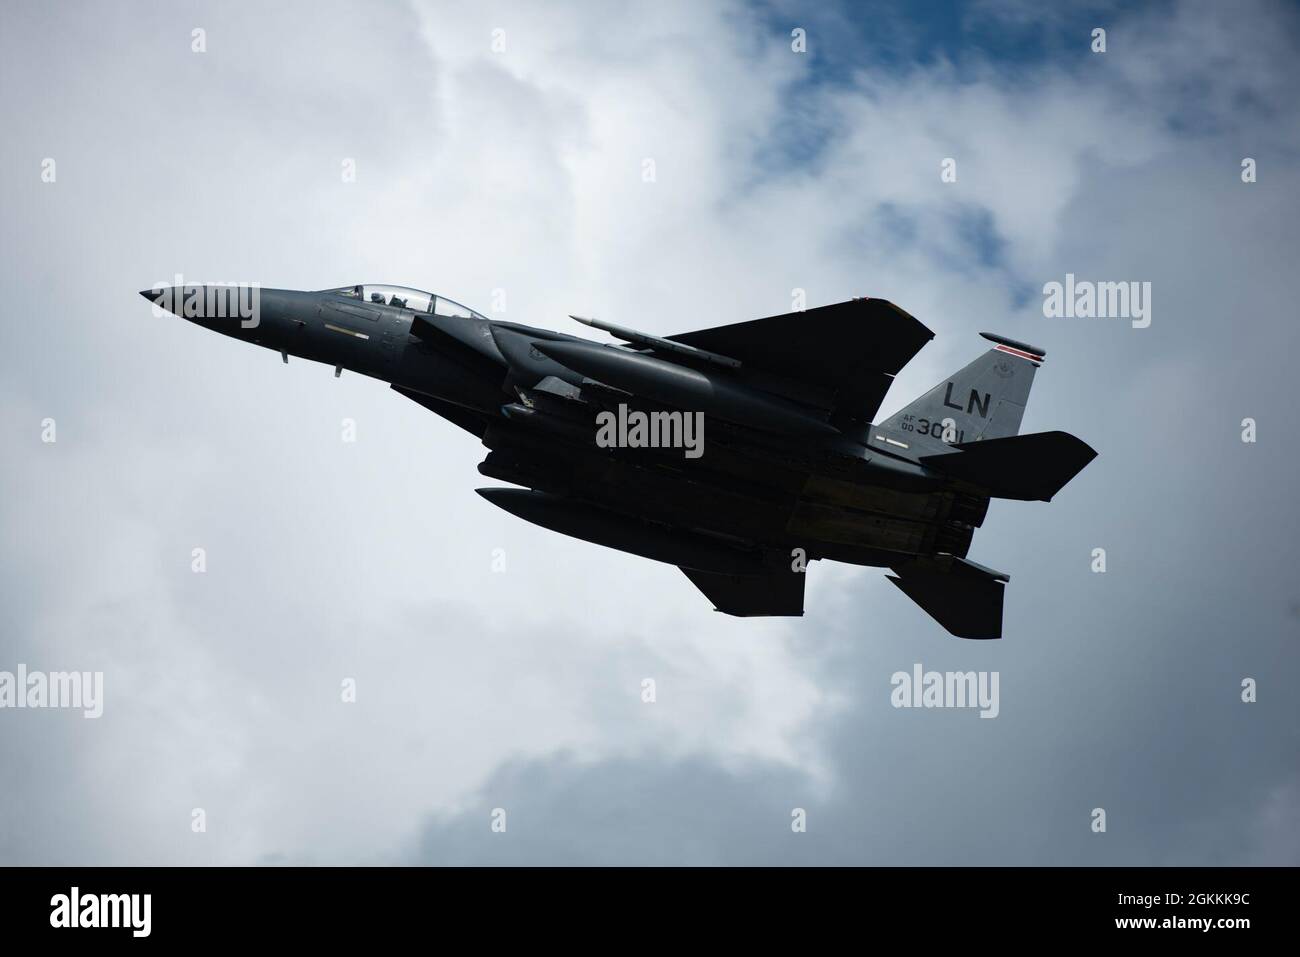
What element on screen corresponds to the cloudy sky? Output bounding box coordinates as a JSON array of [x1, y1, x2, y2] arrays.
[[1, 0, 1296, 865]]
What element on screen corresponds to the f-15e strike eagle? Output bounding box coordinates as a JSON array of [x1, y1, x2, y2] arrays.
[[141, 282, 1096, 638]]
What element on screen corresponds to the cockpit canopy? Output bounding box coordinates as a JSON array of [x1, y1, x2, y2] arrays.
[[323, 284, 488, 321]]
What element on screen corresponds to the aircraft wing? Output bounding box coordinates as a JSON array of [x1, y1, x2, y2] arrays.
[[667, 298, 933, 423]]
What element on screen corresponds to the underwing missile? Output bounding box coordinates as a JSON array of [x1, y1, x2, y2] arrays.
[[569, 315, 742, 369], [532, 339, 839, 437], [475, 487, 764, 575]]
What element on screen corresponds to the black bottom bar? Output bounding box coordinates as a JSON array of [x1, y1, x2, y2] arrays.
[[0, 866, 1280, 943]]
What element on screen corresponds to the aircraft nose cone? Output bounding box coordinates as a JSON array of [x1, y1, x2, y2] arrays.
[[139, 284, 226, 322], [140, 285, 183, 316], [141, 284, 271, 336]]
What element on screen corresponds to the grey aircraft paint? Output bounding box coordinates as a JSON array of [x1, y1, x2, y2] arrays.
[[140, 283, 1096, 638]]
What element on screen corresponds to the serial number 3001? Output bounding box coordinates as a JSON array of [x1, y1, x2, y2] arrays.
[[898, 414, 964, 443]]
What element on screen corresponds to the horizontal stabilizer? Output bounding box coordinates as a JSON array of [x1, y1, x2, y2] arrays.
[[681, 566, 806, 617], [919, 430, 1097, 501], [887, 556, 1008, 639]]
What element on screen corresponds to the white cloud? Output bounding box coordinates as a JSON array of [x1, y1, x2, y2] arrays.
[[1, 0, 1297, 864]]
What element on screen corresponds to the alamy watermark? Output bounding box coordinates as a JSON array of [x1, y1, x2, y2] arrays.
[[595, 403, 704, 459], [147, 274, 260, 328], [890, 663, 999, 718], [0, 665, 103, 718], [50, 887, 150, 937], [1043, 273, 1150, 328]]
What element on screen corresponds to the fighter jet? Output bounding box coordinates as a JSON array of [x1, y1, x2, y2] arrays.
[[140, 282, 1096, 638]]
